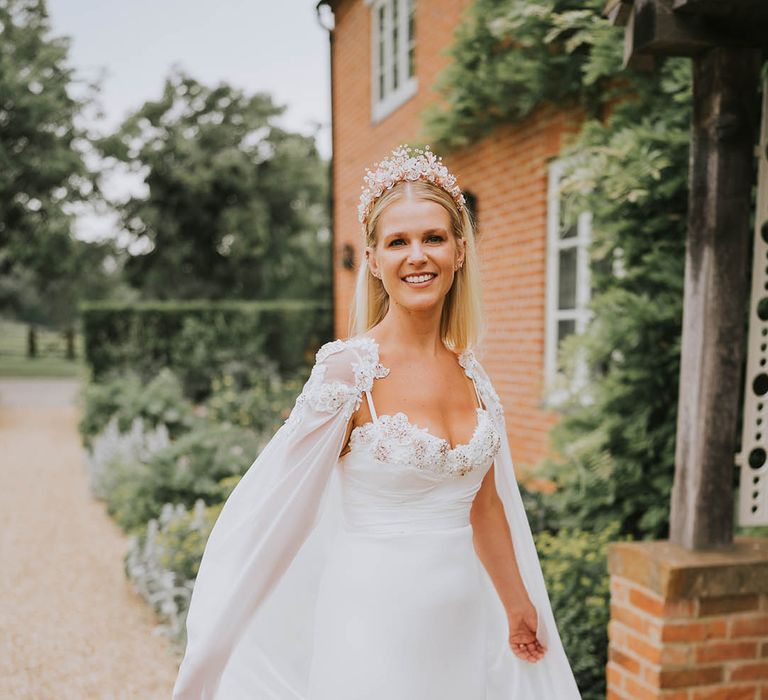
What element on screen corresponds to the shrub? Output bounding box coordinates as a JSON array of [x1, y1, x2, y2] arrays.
[[103, 422, 263, 532], [78, 368, 195, 448], [84, 416, 171, 498], [536, 522, 625, 700], [519, 481, 560, 534], [125, 500, 222, 646], [168, 313, 269, 400], [205, 361, 305, 434]]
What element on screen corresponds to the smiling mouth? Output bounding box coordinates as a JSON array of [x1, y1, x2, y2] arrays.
[[402, 273, 437, 286]]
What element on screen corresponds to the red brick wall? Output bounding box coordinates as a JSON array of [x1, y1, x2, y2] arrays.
[[330, 0, 583, 471], [608, 541, 768, 699]]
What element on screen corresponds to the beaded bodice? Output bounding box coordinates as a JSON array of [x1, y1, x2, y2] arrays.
[[347, 406, 500, 477], [343, 336, 502, 478]]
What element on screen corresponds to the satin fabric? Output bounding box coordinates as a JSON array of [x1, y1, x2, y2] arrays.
[[171, 336, 582, 699], [305, 432, 491, 700]]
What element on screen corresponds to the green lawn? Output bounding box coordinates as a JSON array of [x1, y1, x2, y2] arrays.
[[0, 319, 88, 379]]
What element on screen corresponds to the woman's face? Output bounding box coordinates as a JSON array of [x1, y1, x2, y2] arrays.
[[366, 195, 464, 313]]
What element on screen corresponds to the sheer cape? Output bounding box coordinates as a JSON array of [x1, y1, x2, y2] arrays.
[[171, 335, 581, 699]]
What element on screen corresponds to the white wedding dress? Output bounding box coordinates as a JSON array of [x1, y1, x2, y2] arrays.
[[172, 335, 582, 699]]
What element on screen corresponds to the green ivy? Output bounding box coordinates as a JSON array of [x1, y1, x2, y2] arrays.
[[535, 58, 691, 541], [424, 0, 634, 149]]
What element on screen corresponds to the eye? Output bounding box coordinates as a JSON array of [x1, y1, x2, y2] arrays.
[[387, 234, 444, 247]]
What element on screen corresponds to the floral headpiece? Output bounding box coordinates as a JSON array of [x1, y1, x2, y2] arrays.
[[357, 144, 466, 228]]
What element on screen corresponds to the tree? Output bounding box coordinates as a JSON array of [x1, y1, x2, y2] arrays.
[[0, 0, 101, 326], [98, 70, 330, 302]]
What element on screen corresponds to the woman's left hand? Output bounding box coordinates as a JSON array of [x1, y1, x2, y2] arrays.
[[507, 599, 547, 663]]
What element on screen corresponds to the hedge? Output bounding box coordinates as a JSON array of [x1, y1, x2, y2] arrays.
[[79, 299, 332, 400]]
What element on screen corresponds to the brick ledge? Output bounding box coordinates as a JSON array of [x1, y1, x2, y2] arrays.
[[607, 536, 768, 599]]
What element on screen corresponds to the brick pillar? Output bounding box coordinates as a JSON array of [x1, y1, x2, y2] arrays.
[[606, 537, 768, 699]]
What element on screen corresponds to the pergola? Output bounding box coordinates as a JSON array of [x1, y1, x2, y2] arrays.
[[606, 0, 768, 550]]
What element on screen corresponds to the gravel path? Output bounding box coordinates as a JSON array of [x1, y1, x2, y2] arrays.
[[0, 379, 179, 700]]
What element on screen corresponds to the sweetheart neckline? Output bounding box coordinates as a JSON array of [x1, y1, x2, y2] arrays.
[[351, 334, 484, 454], [349, 406, 489, 454]]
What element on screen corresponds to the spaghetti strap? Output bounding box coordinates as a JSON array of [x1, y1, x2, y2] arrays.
[[469, 375, 483, 410], [364, 389, 379, 422]]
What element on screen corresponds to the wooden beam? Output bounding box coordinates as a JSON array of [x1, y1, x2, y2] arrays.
[[615, 0, 768, 64], [673, 0, 768, 22], [669, 47, 762, 550], [604, 0, 634, 26], [620, 4, 659, 69]]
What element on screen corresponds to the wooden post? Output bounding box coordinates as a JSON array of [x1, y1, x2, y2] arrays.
[[669, 47, 762, 550]]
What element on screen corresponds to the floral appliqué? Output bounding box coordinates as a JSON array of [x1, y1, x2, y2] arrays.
[[283, 337, 389, 432], [457, 348, 505, 424], [348, 406, 501, 478]]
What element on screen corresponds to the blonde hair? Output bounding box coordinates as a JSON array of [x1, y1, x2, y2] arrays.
[[347, 179, 485, 352]]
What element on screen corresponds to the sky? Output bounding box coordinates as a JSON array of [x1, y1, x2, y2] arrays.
[[46, 0, 333, 241]]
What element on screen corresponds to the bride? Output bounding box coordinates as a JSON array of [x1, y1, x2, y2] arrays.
[[172, 145, 582, 699]]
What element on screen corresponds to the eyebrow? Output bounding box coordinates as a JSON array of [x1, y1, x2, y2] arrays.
[[383, 228, 448, 241]]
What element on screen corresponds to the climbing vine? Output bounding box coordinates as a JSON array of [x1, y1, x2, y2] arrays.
[[423, 0, 633, 149], [539, 58, 692, 541]]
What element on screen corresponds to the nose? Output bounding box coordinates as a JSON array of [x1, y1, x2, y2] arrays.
[[407, 240, 428, 264]]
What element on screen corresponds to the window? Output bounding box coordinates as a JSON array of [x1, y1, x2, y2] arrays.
[[544, 159, 593, 403], [370, 0, 417, 123]]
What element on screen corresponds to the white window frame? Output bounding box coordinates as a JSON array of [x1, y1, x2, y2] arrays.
[[544, 158, 593, 406], [367, 0, 418, 124]]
